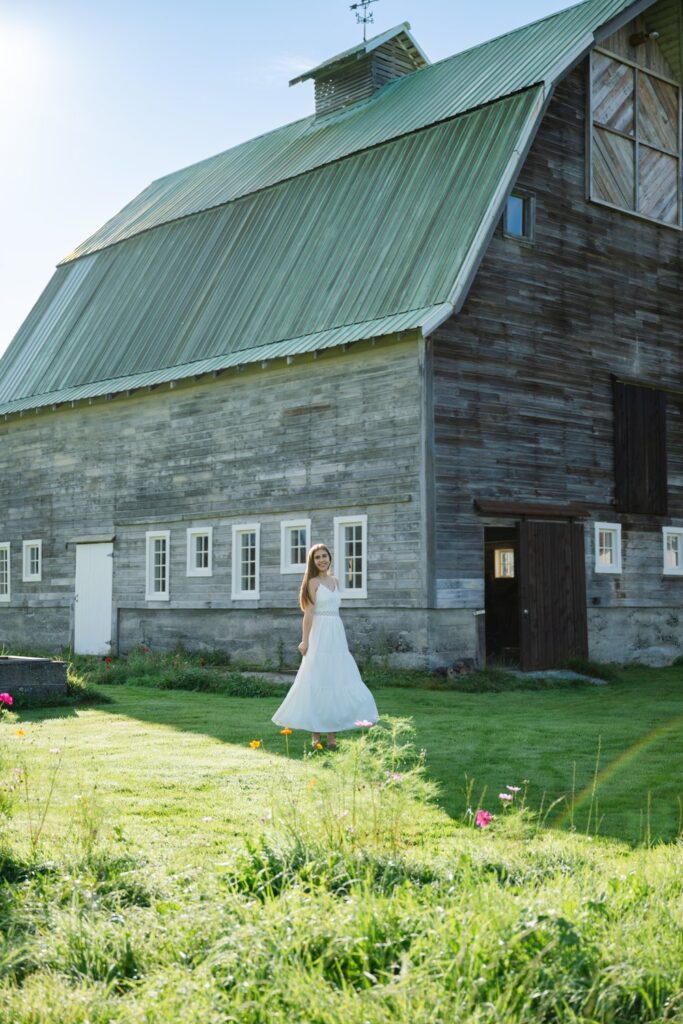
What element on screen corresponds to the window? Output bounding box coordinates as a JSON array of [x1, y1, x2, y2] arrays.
[[232, 524, 260, 599], [334, 515, 367, 598], [280, 519, 311, 573], [22, 540, 42, 582], [145, 531, 170, 600], [594, 522, 622, 574], [186, 527, 213, 577], [613, 381, 667, 514], [663, 528, 683, 576], [0, 543, 10, 602], [503, 192, 535, 240], [494, 548, 515, 578], [590, 48, 681, 226]]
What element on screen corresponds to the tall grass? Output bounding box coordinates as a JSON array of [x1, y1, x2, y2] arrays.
[[0, 715, 682, 1022]]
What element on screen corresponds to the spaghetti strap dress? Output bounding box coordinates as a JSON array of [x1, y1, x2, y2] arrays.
[[272, 581, 378, 733]]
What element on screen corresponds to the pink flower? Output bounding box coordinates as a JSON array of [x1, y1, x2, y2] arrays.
[[385, 772, 403, 783], [506, 785, 521, 792], [499, 792, 513, 802], [475, 810, 492, 828], [0, 693, 13, 706], [355, 720, 374, 728]]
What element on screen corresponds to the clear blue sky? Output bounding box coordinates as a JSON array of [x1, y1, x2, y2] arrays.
[[0, 0, 570, 358]]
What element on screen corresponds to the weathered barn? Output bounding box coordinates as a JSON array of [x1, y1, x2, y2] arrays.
[[0, 0, 682, 669]]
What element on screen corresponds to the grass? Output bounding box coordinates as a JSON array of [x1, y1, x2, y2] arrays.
[[0, 666, 682, 1021]]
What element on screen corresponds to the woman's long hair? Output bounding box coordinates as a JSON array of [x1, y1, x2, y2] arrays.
[[299, 544, 332, 610]]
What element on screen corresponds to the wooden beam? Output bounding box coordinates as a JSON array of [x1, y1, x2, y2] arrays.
[[474, 499, 590, 519]]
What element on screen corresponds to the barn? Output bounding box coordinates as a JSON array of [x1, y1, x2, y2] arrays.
[[0, 0, 682, 669]]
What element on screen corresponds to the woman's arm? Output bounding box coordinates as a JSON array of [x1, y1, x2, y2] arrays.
[[298, 580, 318, 655], [298, 606, 314, 655]]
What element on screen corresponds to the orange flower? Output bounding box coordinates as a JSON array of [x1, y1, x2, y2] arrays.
[[280, 728, 293, 736], [15, 728, 26, 737], [249, 739, 262, 749], [315, 742, 323, 750]]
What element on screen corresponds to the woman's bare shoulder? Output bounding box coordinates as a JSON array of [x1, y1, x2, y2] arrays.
[[307, 578, 321, 600]]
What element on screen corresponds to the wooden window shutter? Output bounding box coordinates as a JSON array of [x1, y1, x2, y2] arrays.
[[613, 381, 668, 514]]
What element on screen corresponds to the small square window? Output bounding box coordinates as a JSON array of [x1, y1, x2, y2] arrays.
[[494, 548, 515, 578], [0, 543, 10, 602], [281, 519, 311, 574], [146, 531, 170, 600], [186, 527, 213, 577], [594, 522, 622, 574], [503, 192, 535, 240], [22, 540, 42, 582], [333, 515, 367, 599], [663, 528, 683, 576], [232, 524, 260, 600]]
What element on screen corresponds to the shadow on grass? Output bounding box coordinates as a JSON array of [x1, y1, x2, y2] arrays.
[[50, 664, 683, 848]]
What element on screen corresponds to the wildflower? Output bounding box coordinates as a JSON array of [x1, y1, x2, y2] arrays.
[[499, 792, 513, 802], [279, 728, 293, 736], [249, 740, 262, 749], [506, 785, 521, 792], [15, 728, 26, 737], [307, 777, 317, 789], [0, 692, 13, 706], [315, 742, 323, 750], [355, 719, 374, 728], [475, 809, 492, 828], [386, 771, 403, 783], [49, 747, 61, 755], [202, 816, 213, 823]]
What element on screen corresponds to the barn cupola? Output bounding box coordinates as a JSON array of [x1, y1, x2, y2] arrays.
[[290, 23, 429, 117]]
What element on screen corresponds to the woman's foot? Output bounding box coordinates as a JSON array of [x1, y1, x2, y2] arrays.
[[326, 732, 337, 751], [311, 733, 322, 748]]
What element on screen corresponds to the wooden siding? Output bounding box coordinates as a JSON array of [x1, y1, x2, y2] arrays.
[[432, 61, 683, 614], [0, 340, 425, 645]]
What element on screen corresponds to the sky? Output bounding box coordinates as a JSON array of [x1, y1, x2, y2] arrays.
[[0, 0, 571, 359]]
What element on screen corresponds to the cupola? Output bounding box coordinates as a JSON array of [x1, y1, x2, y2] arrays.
[[290, 23, 429, 117]]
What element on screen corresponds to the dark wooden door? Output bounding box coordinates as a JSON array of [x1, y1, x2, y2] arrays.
[[518, 521, 588, 671]]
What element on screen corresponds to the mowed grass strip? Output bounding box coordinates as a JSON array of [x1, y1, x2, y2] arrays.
[[5, 662, 683, 854]]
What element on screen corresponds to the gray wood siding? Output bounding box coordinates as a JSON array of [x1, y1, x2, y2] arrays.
[[0, 339, 424, 644], [432, 62, 683, 611]]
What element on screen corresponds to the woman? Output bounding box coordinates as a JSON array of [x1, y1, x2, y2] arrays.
[[272, 543, 378, 748]]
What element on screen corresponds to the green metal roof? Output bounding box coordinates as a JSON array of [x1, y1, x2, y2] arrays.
[[0, 89, 541, 412], [0, 0, 668, 416], [288, 23, 429, 85], [63, 0, 640, 263]]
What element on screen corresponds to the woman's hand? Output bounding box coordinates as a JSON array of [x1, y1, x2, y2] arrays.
[[298, 641, 308, 656]]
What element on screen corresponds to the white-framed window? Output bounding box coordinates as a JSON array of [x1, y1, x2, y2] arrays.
[[503, 191, 535, 240], [22, 540, 42, 582], [0, 543, 10, 602], [186, 527, 213, 577], [232, 524, 260, 600], [494, 547, 515, 579], [145, 531, 170, 600], [594, 522, 622, 574], [280, 519, 311, 574], [334, 515, 367, 599], [663, 527, 683, 576]]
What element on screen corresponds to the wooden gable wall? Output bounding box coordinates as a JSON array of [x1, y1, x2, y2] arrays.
[[430, 57, 683, 618]]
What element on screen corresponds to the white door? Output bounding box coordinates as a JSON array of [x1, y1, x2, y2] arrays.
[[74, 543, 113, 655]]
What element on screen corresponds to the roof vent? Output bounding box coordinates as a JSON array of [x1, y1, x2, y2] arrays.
[[290, 23, 429, 117]]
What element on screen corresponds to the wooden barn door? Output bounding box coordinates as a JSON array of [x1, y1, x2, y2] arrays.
[[518, 521, 588, 671], [74, 543, 113, 655]]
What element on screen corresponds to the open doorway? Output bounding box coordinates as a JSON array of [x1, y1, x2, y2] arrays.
[[484, 527, 519, 664]]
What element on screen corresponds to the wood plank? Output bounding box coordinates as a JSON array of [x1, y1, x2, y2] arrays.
[[593, 127, 635, 208]]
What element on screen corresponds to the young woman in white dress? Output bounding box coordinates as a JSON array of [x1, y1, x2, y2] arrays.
[[272, 544, 378, 749]]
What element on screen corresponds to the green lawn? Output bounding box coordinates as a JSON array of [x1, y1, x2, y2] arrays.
[[1, 668, 682, 1023], [12, 663, 683, 851]]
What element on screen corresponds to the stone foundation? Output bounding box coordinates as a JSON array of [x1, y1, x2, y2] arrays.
[[588, 607, 683, 666]]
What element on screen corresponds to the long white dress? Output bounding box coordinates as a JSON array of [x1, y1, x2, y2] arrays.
[[272, 581, 378, 733]]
